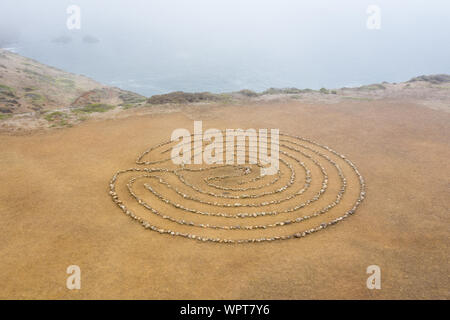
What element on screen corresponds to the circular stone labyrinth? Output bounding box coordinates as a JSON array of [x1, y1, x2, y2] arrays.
[[109, 132, 366, 244]]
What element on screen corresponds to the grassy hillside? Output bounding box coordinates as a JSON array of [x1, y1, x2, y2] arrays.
[[0, 49, 145, 114]]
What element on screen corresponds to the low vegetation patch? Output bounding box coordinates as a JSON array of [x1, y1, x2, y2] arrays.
[[0, 113, 12, 120], [0, 106, 14, 113], [72, 103, 115, 114], [44, 111, 73, 127], [262, 87, 309, 95], [147, 91, 224, 105], [23, 86, 38, 92], [55, 78, 76, 89], [0, 84, 16, 97], [72, 103, 115, 113], [263, 88, 317, 95], [25, 92, 46, 106], [0, 84, 18, 110], [22, 68, 54, 83], [357, 84, 386, 91], [237, 89, 259, 97], [50, 119, 72, 128], [119, 92, 147, 104], [408, 74, 450, 84], [44, 111, 67, 122], [121, 103, 142, 110]]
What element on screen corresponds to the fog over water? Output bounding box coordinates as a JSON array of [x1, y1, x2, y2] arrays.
[[1, 0, 449, 96]]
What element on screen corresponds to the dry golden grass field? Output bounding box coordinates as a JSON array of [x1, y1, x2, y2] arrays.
[[0, 99, 449, 299]]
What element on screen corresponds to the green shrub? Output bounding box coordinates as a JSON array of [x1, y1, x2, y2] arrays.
[[237, 89, 259, 97], [121, 103, 136, 110], [25, 92, 45, 101], [0, 84, 16, 97], [147, 91, 223, 105], [56, 78, 76, 89], [44, 111, 66, 122], [72, 103, 115, 114], [0, 113, 12, 120], [262, 87, 303, 95], [119, 92, 146, 104], [45, 113, 73, 127], [408, 74, 450, 84], [357, 84, 386, 90]]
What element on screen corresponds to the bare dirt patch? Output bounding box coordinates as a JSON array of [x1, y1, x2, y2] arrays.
[[0, 100, 448, 299]]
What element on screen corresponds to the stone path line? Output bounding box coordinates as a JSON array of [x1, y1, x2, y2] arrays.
[[109, 132, 366, 244]]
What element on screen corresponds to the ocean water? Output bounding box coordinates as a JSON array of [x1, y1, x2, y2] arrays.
[[1, 0, 449, 97]]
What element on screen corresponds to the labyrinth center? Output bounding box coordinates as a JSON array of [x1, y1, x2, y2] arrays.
[[109, 132, 366, 243]]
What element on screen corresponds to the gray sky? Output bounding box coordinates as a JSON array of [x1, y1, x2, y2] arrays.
[[1, 0, 449, 94]]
